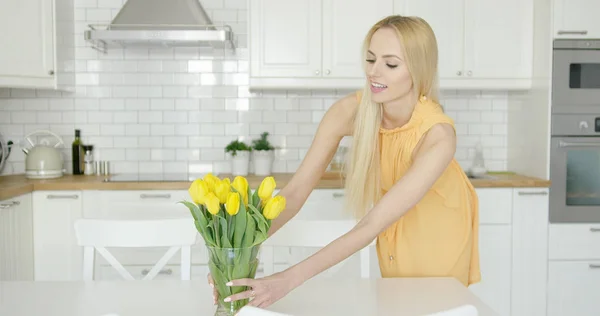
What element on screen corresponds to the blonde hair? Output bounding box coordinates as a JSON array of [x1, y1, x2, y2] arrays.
[[343, 15, 440, 219]]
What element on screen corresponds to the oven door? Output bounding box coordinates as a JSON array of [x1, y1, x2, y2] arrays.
[[552, 41, 600, 113], [550, 137, 600, 223]]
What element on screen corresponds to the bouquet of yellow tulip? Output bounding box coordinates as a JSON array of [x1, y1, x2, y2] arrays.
[[179, 173, 285, 315]]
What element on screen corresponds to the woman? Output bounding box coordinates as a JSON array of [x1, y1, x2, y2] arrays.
[[210, 14, 481, 308]]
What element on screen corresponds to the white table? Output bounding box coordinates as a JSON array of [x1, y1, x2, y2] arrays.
[[0, 277, 498, 316]]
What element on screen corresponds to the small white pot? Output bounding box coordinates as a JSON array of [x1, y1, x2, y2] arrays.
[[252, 150, 274, 176], [231, 151, 250, 176]]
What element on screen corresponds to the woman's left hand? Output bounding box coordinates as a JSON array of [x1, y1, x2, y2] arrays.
[[224, 271, 300, 309]]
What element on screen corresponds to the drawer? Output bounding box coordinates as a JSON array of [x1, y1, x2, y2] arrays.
[[475, 188, 512, 224], [82, 190, 190, 219], [549, 224, 600, 260], [294, 189, 354, 221], [547, 261, 600, 316]]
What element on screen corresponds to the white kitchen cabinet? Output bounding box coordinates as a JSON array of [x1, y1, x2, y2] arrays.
[[553, 0, 600, 39], [0, 193, 34, 281], [548, 223, 600, 316], [0, 0, 74, 90], [510, 188, 549, 316], [33, 191, 83, 281], [468, 188, 512, 316], [394, 0, 533, 90], [249, 0, 533, 91], [249, 0, 393, 90]]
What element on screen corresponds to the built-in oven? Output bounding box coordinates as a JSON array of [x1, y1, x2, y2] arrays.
[[552, 39, 600, 114], [550, 113, 600, 223]]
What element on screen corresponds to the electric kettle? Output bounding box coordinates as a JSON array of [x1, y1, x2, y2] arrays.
[[22, 130, 66, 179]]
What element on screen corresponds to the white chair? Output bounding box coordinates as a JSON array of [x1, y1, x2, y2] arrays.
[[73, 218, 198, 281], [425, 304, 478, 316], [237, 306, 293, 316], [261, 220, 375, 278]]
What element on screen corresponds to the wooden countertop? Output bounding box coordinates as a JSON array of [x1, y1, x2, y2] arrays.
[[0, 171, 550, 201]]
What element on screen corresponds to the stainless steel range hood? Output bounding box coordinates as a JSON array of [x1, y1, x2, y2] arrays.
[[84, 0, 235, 53]]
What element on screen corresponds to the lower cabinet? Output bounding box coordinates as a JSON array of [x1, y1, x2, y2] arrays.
[[32, 191, 83, 281], [0, 193, 34, 281], [547, 224, 600, 316], [26, 187, 550, 316]]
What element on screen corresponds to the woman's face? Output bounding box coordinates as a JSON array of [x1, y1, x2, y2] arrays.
[[365, 27, 413, 104]]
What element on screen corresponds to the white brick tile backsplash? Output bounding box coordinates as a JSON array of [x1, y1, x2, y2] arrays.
[[0, 2, 512, 175], [151, 125, 175, 136]]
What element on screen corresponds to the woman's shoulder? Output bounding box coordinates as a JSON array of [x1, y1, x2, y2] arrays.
[[321, 90, 361, 134]]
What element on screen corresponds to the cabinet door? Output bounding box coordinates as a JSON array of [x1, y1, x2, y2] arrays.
[[554, 0, 600, 38], [33, 191, 83, 281], [395, 0, 465, 79], [322, 0, 393, 78], [0, 0, 55, 89], [0, 194, 34, 281], [249, 0, 322, 78], [464, 0, 533, 79], [468, 225, 512, 316], [547, 261, 600, 316], [511, 188, 549, 316]]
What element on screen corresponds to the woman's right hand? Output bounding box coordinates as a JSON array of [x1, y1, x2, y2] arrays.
[[208, 273, 218, 305]]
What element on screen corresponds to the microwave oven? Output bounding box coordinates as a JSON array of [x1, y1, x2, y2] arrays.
[[552, 39, 600, 114]]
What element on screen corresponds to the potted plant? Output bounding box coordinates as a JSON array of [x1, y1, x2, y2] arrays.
[[251, 132, 275, 176], [225, 139, 251, 176]]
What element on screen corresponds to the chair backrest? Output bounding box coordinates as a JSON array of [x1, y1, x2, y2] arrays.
[[73, 218, 198, 281], [425, 305, 479, 316], [261, 220, 374, 278], [237, 306, 293, 316]]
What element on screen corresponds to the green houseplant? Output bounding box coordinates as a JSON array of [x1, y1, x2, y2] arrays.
[[225, 139, 251, 176], [251, 132, 275, 176]]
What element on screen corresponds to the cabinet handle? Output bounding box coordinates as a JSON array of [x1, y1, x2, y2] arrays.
[[517, 191, 548, 196], [467, 71, 472, 76], [0, 201, 20, 209], [48, 70, 54, 75], [557, 30, 588, 35], [140, 193, 171, 199], [141, 268, 172, 275], [456, 71, 462, 76], [590, 228, 600, 233], [46, 194, 79, 199], [315, 70, 320, 75], [325, 69, 331, 75], [332, 192, 344, 198], [589, 264, 600, 269]]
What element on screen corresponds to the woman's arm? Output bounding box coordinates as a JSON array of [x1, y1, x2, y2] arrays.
[[267, 93, 357, 237], [224, 123, 456, 308]]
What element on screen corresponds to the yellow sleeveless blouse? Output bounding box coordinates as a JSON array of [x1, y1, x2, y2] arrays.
[[358, 92, 481, 286]]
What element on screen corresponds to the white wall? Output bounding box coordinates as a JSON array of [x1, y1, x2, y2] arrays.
[[507, 0, 552, 180], [0, 0, 511, 175]]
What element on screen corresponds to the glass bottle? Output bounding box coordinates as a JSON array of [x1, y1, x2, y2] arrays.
[[72, 129, 84, 175]]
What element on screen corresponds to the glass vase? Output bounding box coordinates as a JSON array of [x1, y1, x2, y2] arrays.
[[207, 245, 261, 316]]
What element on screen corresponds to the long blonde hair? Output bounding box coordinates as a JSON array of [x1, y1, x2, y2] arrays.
[[344, 15, 440, 219]]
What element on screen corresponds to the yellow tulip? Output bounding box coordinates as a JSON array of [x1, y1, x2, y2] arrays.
[[204, 192, 220, 215], [225, 192, 240, 215], [232, 176, 249, 205], [203, 173, 219, 192], [215, 178, 231, 204], [188, 179, 210, 204], [263, 195, 286, 220], [258, 176, 276, 201]]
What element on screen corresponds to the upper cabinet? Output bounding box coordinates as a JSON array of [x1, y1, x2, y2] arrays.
[[394, 0, 533, 90], [249, 0, 392, 90], [249, 0, 534, 91], [553, 0, 600, 39], [0, 0, 74, 91]]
